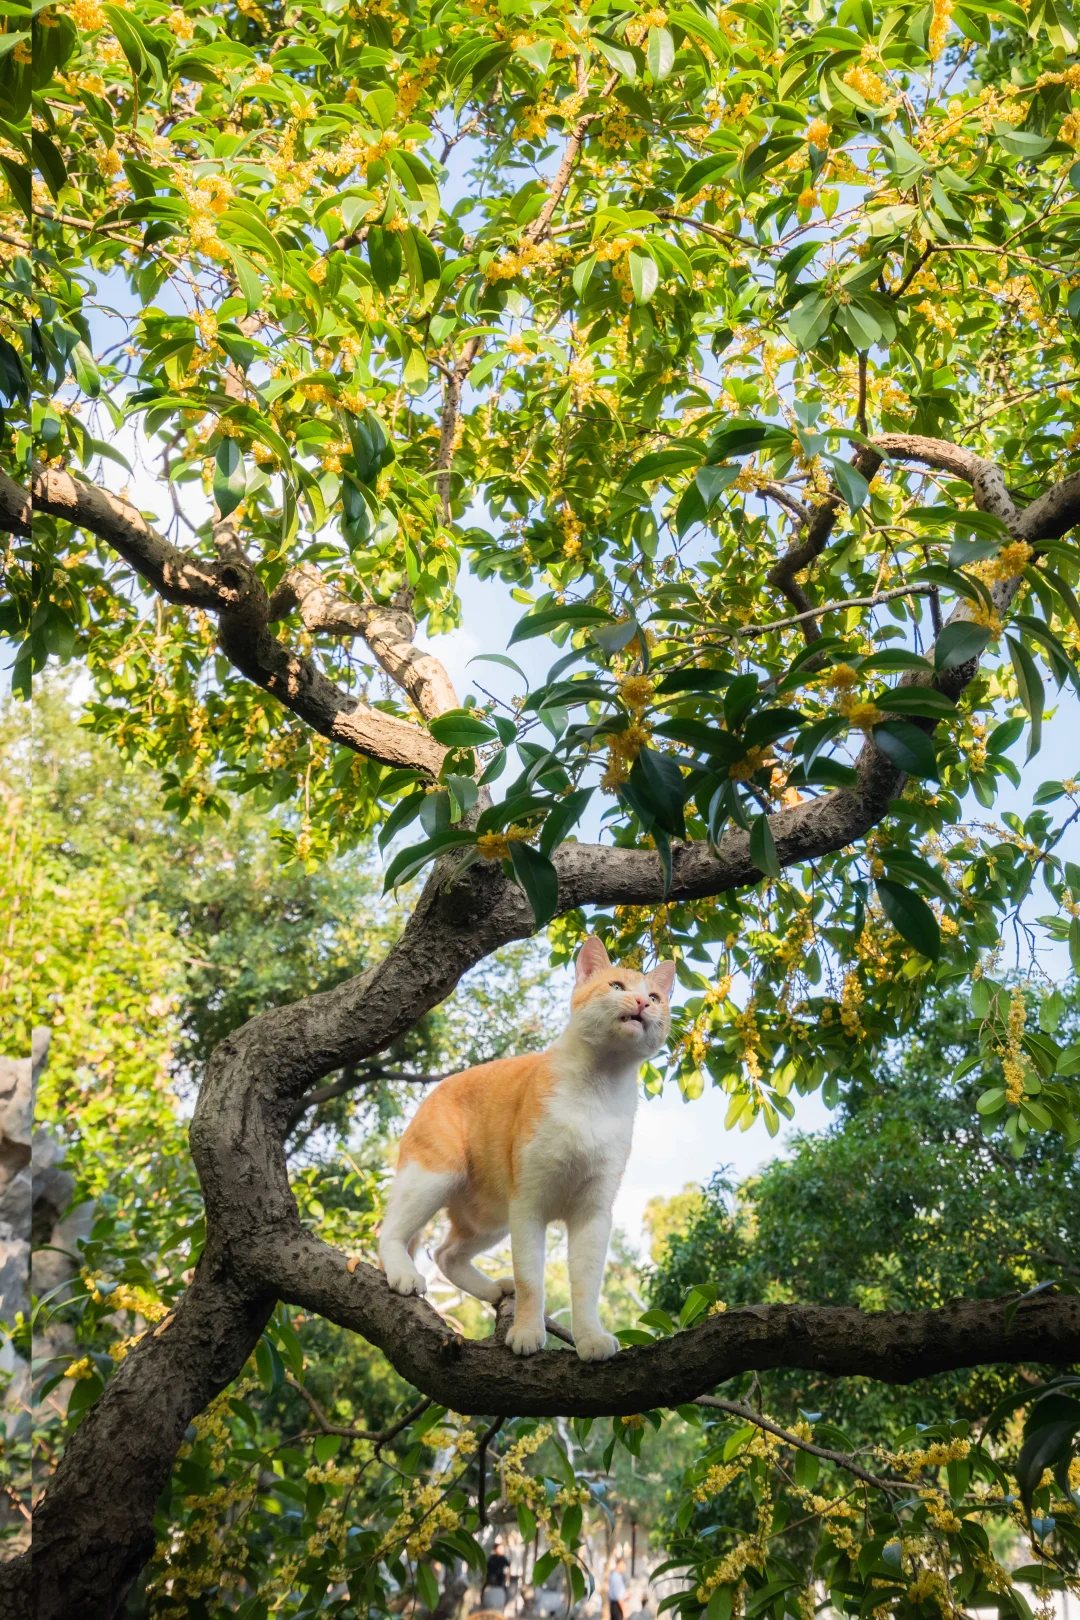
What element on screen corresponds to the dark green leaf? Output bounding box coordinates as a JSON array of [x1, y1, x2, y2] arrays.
[[934, 619, 991, 671], [876, 878, 941, 959], [214, 438, 246, 519], [508, 840, 560, 927], [749, 812, 781, 879], [872, 720, 939, 779]]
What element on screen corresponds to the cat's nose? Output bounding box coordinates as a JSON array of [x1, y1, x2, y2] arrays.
[[633, 994, 649, 1013]]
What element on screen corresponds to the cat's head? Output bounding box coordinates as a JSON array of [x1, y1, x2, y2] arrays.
[[569, 935, 675, 1060]]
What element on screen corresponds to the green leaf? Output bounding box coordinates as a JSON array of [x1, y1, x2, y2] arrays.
[[417, 1562, 441, 1612], [315, 1433, 342, 1464], [508, 840, 560, 927], [539, 786, 594, 857], [382, 829, 476, 891], [594, 37, 637, 77], [628, 249, 659, 304], [828, 456, 870, 512], [876, 878, 941, 959], [647, 24, 675, 78], [695, 463, 741, 505], [31, 128, 66, 199], [0, 156, 31, 220], [214, 439, 246, 519], [934, 619, 992, 671], [749, 812, 781, 879], [872, 720, 939, 779], [70, 341, 101, 399], [1006, 634, 1045, 760], [428, 709, 498, 748], [630, 746, 687, 838], [508, 601, 613, 645]]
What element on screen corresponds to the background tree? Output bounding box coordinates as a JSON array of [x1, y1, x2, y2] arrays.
[[3, 0, 1080, 1607]]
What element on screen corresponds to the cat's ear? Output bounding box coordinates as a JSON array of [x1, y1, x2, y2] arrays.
[[650, 959, 677, 998], [575, 935, 612, 984]]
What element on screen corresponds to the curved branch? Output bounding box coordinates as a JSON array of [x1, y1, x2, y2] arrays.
[[766, 433, 1019, 647], [524, 65, 618, 244], [693, 1396, 903, 1492], [30, 466, 446, 776], [259, 1233, 1080, 1416], [270, 563, 459, 719]]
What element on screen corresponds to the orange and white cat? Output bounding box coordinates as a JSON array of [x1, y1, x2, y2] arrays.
[[378, 936, 675, 1361]]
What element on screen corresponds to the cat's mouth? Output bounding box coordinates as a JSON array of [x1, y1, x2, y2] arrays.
[[618, 1011, 646, 1028]]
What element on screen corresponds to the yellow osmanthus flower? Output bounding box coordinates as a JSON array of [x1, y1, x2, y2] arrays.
[[845, 701, 884, 730], [167, 6, 194, 39], [619, 674, 655, 712], [729, 744, 772, 781], [64, 1356, 94, 1380], [843, 63, 887, 104], [806, 118, 830, 147], [68, 0, 104, 26], [798, 187, 818, 211], [477, 826, 532, 861], [929, 0, 954, 58], [601, 722, 652, 790]]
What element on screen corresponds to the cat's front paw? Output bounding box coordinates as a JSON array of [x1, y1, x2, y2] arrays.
[[574, 1328, 620, 1362], [506, 1320, 546, 1356], [493, 1276, 515, 1298], [384, 1260, 427, 1296]]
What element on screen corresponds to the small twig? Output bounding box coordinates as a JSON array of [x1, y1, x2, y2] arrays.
[[856, 352, 868, 438], [286, 1377, 432, 1446], [477, 1416, 505, 1526], [694, 1396, 905, 1492], [680, 583, 936, 641]]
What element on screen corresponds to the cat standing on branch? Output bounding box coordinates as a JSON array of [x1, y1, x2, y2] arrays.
[[377, 937, 675, 1361]]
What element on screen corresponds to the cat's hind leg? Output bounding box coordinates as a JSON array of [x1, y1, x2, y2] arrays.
[[378, 1161, 459, 1296], [434, 1224, 514, 1305]]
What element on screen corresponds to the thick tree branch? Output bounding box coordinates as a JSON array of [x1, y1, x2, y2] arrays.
[[258, 1234, 1080, 1416], [0, 467, 31, 536], [269, 562, 459, 719], [30, 466, 447, 776], [33, 464, 226, 607]]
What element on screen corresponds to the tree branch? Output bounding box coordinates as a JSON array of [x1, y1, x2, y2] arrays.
[[30, 466, 447, 776], [260, 1235, 1080, 1417], [766, 433, 1019, 648], [524, 66, 618, 244], [269, 563, 459, 719], [0, 468, 31, 536], [693, 1396, 903, 1492]]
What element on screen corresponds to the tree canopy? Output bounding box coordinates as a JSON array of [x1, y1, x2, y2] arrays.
[[4, 0, 1080, 1605]]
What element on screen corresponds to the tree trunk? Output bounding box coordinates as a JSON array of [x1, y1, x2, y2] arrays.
[[0, 1253, 272, 1620]]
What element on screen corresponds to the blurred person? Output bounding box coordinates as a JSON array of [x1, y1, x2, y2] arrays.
[[608, 1559, 628, 1620]]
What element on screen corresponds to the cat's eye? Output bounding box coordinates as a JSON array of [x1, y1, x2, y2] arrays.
[[649, 992, 661, 1002], [609, 979, 625, 990]]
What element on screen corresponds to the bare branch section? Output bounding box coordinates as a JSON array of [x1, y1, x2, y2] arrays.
[[525, 66, 619, 244], [765, 433, 1020, 646], [269, 562, 458, 719], [0, 467, 32, 536], [261, 1234, 1080, 1417], [29, 466, 449, 776]]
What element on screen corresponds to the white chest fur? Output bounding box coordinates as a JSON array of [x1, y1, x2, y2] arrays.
[[517, 1053, 638, 1222]]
